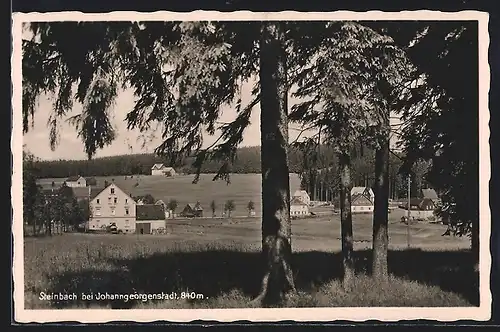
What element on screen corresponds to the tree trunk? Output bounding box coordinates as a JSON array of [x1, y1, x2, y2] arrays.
[[372, 138, 390, 281], [253, 22, 295, 305], [339, 152, 355, 289]]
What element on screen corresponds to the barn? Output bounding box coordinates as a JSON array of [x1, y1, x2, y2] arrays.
[[135, 204, 166, 234], [181, 203, 204, 218]]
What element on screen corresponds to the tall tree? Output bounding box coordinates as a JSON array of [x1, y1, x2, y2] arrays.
[[367, 21, 480, 262]]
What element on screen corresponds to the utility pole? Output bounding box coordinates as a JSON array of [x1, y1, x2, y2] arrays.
[[407, 174, 411, 249]]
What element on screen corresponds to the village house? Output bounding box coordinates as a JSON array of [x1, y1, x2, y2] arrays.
[[136, 204, 166, 234], [405, 197, 437, 220], [151, 163, 177, 177], [87, 183, 137, 233], [421, 188, 440, 206], [292, 190, 311, 206], [351, 190, 375, 214], [290, 196, 310, 217], [181, 203, 204, 218], [64, 175, 87, 188]]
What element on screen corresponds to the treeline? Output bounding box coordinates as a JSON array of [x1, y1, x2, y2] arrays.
[[32, 145, 431, 200]]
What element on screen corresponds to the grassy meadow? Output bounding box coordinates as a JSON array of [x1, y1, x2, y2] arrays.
[[37, 173, 302, 217], [24, 212, 478, 309]]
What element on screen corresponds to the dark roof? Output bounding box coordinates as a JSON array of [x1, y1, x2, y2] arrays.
[[422, 188, 439, 200], [352, 193, 373, 205], [186, 203, 203, 211], [408, 197, 435, 210], [71, 187, 104, 200], [136, 204, 165, 221]]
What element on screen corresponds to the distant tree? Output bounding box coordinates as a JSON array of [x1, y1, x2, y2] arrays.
[[210, 200, 217, 218], [140, 194, 155, 204], [104, 180, 109, 187], [225, 200, 235, 218], [167, 199, 178, 218], [51, 181, 55, 188], [247, 200, 255, 216]]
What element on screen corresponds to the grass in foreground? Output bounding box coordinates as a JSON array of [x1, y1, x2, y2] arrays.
[[24, 234, 478, 309]]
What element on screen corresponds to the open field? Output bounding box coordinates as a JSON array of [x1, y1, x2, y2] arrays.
[[37, 173, 303, 217], [24, 213, 477, 309]]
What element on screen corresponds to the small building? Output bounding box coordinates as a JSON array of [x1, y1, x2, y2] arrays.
[[181, 203, 204, 218], [65, 175, 87, 188], [351, 187, 375, 202], [421, 188, 440, 205], [351, 192, 374, 213], [405, 197, 437, 220], [151, 163, 177, 176], [292, 190, 311, 206], [87, 183, 136, 233], [136, 204, 166, 234], [290, 197, 310, 217]]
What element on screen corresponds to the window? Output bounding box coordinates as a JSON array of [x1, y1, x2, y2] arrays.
[[96, 199, 100, 204], [125, 219, 129, 225], [95, 208, 101, 216], [111, 209, 116, 216], [111, 188, 115, 194], [114, 197, 117, 204], [108, 197, 111, 204], [125, 208, 129, 215], [125, 198, 128, 204], [77, 181, 81, 185]]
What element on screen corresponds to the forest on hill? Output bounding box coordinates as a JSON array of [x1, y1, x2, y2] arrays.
[[30, 145, 431, 200]]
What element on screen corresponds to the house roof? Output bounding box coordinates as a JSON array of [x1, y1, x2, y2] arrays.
[[351, 187, 374, 197], [186, 203, 203, 211], [66, 175, 84, 182], [293, 190, 309, 197], [408, 197, 435, 210], [422, 188, 439, 200], [71, 187, 104, 200], [151, 163, 164, 170], [136, 204, 165, 221], [291, 197, 308, 206], [352, 193, 374, 205]]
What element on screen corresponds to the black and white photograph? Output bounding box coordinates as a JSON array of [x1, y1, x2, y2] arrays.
[[12, 10, 491, 323]]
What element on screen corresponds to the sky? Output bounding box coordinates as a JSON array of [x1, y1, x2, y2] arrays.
[[22, 81, 317, 161], [23, 84, 403, 161]]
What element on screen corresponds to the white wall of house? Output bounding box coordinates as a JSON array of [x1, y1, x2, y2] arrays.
[[88, 183, 137, 233], [151, 168, 165, 176], [291, 204, 309, 216], [136, 220, 165, 230], [351, 205, 374, 213], [66, 177, 87, 188], [407, 210, 436, 220]]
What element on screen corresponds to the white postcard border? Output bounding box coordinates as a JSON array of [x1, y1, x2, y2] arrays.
[[11, 10, 492, 323]]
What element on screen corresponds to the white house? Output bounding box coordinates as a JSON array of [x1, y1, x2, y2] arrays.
[[87, 183, 137, 233], [351, 187, 375, 202], [292, 190, 311, 206], [351, 191, 374, 214], [290, 197, 310, 217], [151, 163, 177, 176], [65, 175, 87, 188]]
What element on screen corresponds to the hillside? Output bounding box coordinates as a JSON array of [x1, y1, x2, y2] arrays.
[[29, 145, 425, 200]]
